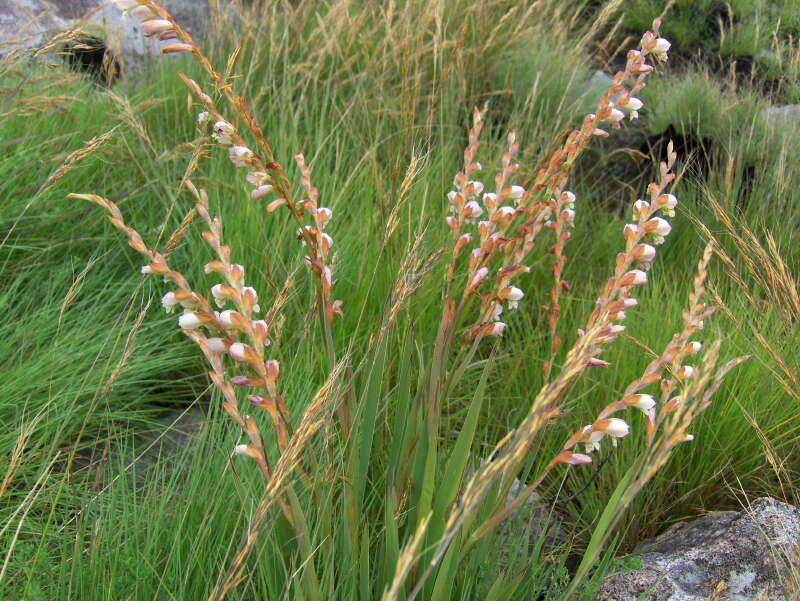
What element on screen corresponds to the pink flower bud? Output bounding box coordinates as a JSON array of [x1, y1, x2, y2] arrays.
[[644, 217, 672, 236], [462, 200, 483, 221], [486, 322, 506, 337], [626, 97, 644, 111], [130, 5, 156, 19], [315, 207, 333, 226], [112, 0, 140, 9], [653, 38, 671, 54], [623, 223, 639, 240], [509, 185, 525, 199], [250, 185, 273, 200], [469, 267, 489, 289], [207, 337, 227, 353], [655, 193, 678, 209], [609, 107, 625, 123], [565, 453, 593, 465], [632, 243, 656, 262], [595, 418, 630, 438], [229, 146, 254, 168], [161, 291, 179, 312], [685, 341, 702, 354], [212, 121, 234, 145], [625, 394, 656, 413], [228, 342, 250, 362], [633, 200, 650, 215], [619, 269, 648, 287], [161, 43, 194, 54], [500, 286, 524, 301], [178, 312, 202, 330], [467, 180, 484, 196]]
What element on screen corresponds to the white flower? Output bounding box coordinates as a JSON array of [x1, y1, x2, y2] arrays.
[[207, 337, 227, 353], [161, 291, 179, 312], [509, 185, 525, 199], [210, 284, 227, 307], [469, 267, 489, 289], [228, 342, 248, 362], [315, 207, 333, 226], [229, 146, 253, 168], [609, 106, 625, 123], [496, 206, 515, 219], [467, 180, 484, 196], [620, 269, 648, 286], [501, 286, 524, 309], [219, 310, 238, 328], [140, 264, 154, 274], [645, 216, 672, 236], [656, 193, 678, 210], [600, 418, 630, 438], [243, 286, 260, 312], [112, 0, 140, 10], [653, 38, 671, 55], [197, 111, 210, 125], [130, 5, 156, 20], [212, 121, 235, 145], [627, 394, 656, 413], [487, 322, 506, 337], [233, 444, 249, 456], [178, 312, 202, 330], [250, 185, 273, 200], [140, 19, 173, 37], [633, 243, 656, 262], [633, 200, 650, 215], [676, 365, 694, 380], [687, 341, 702, 354], [463, 201, 483, 222], [626, 97, 644, 111]]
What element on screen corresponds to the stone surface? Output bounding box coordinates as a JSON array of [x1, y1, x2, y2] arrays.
[[0, 0, 210, 76], [599, 497, 800, 601], [766, 104, 800, 125]]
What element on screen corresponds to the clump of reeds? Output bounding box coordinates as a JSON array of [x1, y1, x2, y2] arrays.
[[69, 2, 746, 599]]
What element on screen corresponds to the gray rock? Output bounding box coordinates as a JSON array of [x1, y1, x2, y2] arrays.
[[765, 104, 800, 125], [0, 0, 210, 76], [599, 497, 800, 601]]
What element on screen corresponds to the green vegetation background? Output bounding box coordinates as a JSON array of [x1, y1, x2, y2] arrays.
[[1, 0, 798, 599]]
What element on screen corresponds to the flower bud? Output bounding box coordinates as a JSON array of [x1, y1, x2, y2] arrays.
[[161, 43, 194, 54], [228, 342, 252, 362], [644, 217, 672, 236], [161, 291, 179, 312], [508, 185, 525, 199], [130, 5, 156, 20], [250, 185, 273, 200], [178, 312, 202, 330], [632, 243, 656, 262], [315, 207, 333, 226], [652, 38, 671, 54], [229, 146, 254, 168], [676, 365, 694, 380], [619, 269, 648, 287], [609, 107, 625, 123], [207, 337, 228, 353], [141, 19, 173, 36], [594, 417, 630, 438], [486, 322, 506, 337], [655, 193, 678, 210], [469, 267, 489, 289], [212, 121, 234, 145], [624, 394, 656, 413]]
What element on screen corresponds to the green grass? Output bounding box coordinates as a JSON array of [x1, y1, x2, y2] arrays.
[[1, 0, 799, 599]]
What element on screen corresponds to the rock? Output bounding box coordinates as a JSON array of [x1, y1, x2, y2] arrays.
[[0, 0, 210, 77], [766, 104, 800, 125], [494, 479, 568, 568], [599, 497, 800, 601]]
